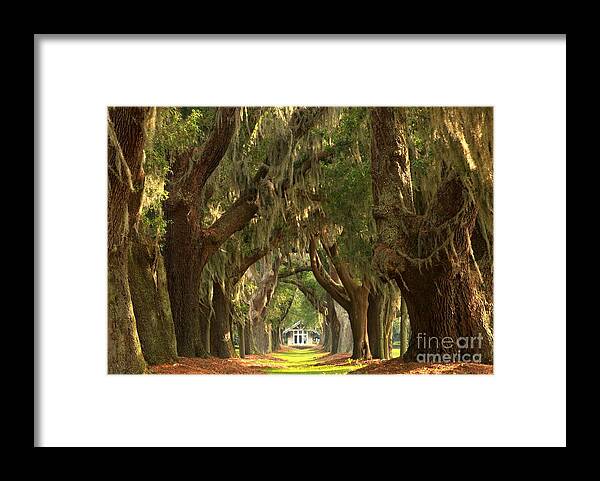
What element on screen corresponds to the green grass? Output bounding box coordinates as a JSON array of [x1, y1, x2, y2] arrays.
[[261, 348, 367, 375]]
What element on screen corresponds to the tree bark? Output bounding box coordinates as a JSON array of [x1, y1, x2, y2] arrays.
[[210, 282, 236, 358], [384, 306, 394, 359], [347, 287, 371, 360], [334, 302, 354, 354], [248, 257, 281, 354], [108, 246, 146, 373], [107, 107, 151, 374], [367, 290, 385, 359], [368, 284, 399, 359], [327, 295, 341, 353], [399, 294, 410, 358], [128, 233, 178, 365], [238, 322, 246, 358], [164, 107, 240, 357], [309, 236, 371, 359], [370, 107, 493, 364], [271, 325, 282, 352], [244, 317, 257, 355], [322, 320, 332, 352], [402, 257, 493, 363]]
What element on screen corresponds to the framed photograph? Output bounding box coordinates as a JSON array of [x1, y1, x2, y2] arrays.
[[34, 34, 566, 447]]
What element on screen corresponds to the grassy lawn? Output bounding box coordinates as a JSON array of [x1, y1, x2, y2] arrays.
[[259, 348, 367, 375]]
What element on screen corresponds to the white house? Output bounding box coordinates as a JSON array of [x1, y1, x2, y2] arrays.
[[282, 321, 320, 346]]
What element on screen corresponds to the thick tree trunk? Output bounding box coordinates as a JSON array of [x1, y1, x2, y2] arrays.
[[108, 246, 146, 373], [368, 284, 399, 359], [162, 108, 239, 358], [370, 107, 493, 364], [326, 296, 341, 353], [128, 234, 178, 365], [401, 261, 493, 363], [349, 287, 371, 360], [252, 316, 271, 355], [367, 291, 385, 359], [271, 325, 282, 352], [244, 319, 256, 355], [210, 282, 236, 358], [333, 302, 353, 354], [163, 204, 211, 357], [107, 107, 151, 374], [248, 257, 281, 354]]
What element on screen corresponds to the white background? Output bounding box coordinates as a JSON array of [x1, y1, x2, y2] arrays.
[[36, 35, 566, 447]]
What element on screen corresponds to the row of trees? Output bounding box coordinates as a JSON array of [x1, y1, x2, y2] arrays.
[[107, 106, 494, 373]]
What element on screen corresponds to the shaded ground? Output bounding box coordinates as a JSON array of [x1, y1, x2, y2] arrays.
[[351, 357, 493, 375], [149, 347, 492, 375], [149, 356, 265, 374]]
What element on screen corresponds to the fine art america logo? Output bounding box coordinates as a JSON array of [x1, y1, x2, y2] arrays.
[[416, 333, 485, 363]]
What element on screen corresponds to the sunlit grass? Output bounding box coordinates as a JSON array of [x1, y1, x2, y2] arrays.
[[261, 348, 367, 375]]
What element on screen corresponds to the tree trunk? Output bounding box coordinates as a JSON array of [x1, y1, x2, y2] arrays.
[[238, 322, 246, 359], [349, 287, 371, 360], [326, 295, 341, 353], [271, 325, 281, 352], [108, 245, 146, 373], [107, 107, 151, 374], [370, 107, 493, 364], [163, 204, 209, 357], [384, 308, 394, 359], [333, 302, 353, 354], [401, 262, 493, 363], [399, 295, 410, 358], [248, 257, 281, 354], [128, 234, 178, 365], [244, 318, 256, 355], [322, 321, 332, 352], [210, 282, 236, 358], [162, 108, 240, 358], [252, 316, 271, 355], [367, 290, 385, 359]]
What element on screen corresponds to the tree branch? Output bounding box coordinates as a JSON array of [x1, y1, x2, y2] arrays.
[[282, 278, 327, 316], [174, 107, 240, 203], [278, 266, 312, 279], [309, 237, 351, 311], [229, 229, 285, 284], [204, 189, 260, 246], [274, 290, 296, 325], [320, 237, 360, 294]]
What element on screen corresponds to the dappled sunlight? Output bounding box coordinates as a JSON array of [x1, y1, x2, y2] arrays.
[[108, 107, 494, 375]]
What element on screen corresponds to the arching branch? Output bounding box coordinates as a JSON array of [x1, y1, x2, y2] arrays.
[[319, 237, 361, 294], [274, 290, 296, 326], [278, 266, 312, 279], [309, 236, 351, 311], [229, 229, 285, 285], [281, 278, 327, 316]]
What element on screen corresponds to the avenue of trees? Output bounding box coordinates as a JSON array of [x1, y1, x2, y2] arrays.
[[107, 106, 494, 373]]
